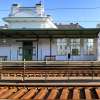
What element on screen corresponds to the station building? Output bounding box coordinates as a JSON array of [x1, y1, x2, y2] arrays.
[[0, 3, 100, 61]]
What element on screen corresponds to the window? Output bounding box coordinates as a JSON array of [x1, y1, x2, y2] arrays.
[[57, 38, 67, 55], [83, 39, 94, 55], [57, 38, 80, 56], [18, 47, 22, 56], [70, 39, 80, 55]]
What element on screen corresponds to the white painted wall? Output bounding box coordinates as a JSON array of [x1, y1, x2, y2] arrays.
[[8, 19, 57, 29], [38, 39, 50, 60], [3, 3, 57, 29], [10, 42, 22, 60], [0, 46, 10, 60], [0, 39, 22, 61], [8, 21, 45, 29]]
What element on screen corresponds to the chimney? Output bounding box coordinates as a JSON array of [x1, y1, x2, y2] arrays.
[[96, 24, 100, 28], [70, 23, 73, 25], [35, 2, 44, 16], [76, 23, 79, 28], [10, 4, 20, 16]]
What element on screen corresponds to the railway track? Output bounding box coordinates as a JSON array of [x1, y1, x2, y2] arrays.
[[0, 84, 99, 100], [0, 68, 100, 80], [0, 61, 99, 99]]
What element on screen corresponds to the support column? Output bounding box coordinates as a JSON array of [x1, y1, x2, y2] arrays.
[[97, 33, 100, 60], [80, 38, 83, 61], [94, 38, 97, 60], [50, 37, 52, 60], [37, 38, 39, 61], [10, 45, 11, 61]]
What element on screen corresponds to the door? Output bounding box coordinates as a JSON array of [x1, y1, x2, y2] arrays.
[[23, 41, 33, 61]]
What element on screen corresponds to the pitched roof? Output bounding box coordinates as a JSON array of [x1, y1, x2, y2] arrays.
[[56, 23, 83, 29]]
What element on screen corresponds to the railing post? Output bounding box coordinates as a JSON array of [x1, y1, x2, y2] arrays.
[[0, 60, 2, 80], [91, 61, 94, 80], [45, 70, 47, 81], [22, 59, 26, 82]]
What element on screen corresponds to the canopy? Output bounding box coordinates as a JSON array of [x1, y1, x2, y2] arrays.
[[0, 28, 100, 38]]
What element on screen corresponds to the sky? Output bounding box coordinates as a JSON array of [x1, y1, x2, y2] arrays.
[[0, 0, 100, 28]]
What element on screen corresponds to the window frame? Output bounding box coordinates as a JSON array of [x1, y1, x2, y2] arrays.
[[83, 39, 94, 55], [57, 38, 81, 56]]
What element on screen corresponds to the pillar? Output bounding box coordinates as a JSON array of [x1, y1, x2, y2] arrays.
[[97, 32, 100, 60]]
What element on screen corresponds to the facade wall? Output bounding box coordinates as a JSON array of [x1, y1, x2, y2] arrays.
[[38, 39, 50, 60], [9, 22, 46, 29], [0, 38, 97, 61], [8, 20, 57, 29], [0, 39, 22, 61], [4, 3, 57, 29], [38, 38, 97, 61]]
